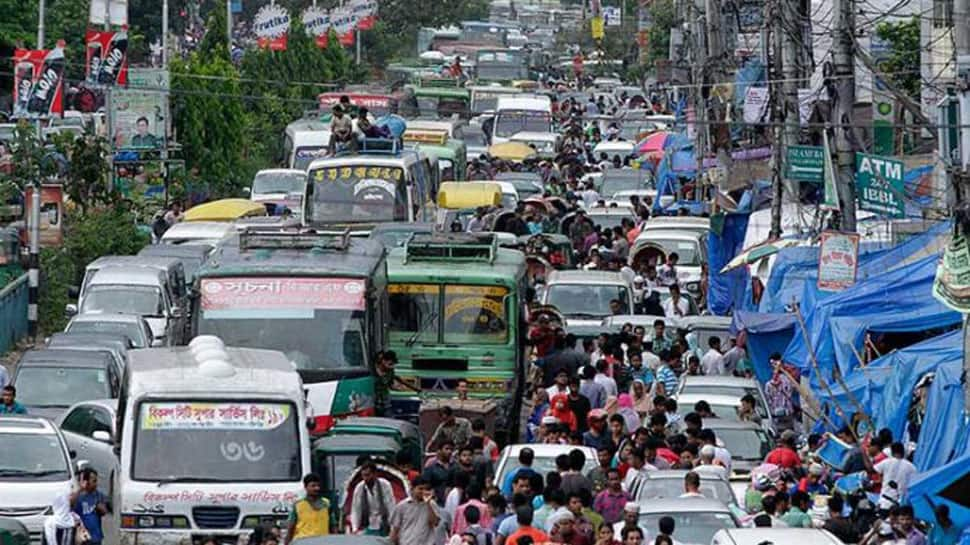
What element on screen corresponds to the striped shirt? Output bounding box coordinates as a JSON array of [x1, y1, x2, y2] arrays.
[[656, 365, 678, 396]]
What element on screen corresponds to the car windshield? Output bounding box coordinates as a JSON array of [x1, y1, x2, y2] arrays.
[[252, 171, 306, 196], [500, 454, 597, 483], [638, 512, 737, 545], [67, 321, 145, 347], [389, 284, 510, 345], [588, 212, 632, 231], [714, 427, 772, 460], [198, 277, 369, 369], [133, 401, 301, 482], [306, 164, 407, 224], [15, 366, 111, 407], [495, 111, 552, 138], [0, 433, 70, 481], [462, 129, 488, 146], [652, 237, 702, 266], [636, 478, 735, 505], [545, 283, 630, 317], [682, 384, 761, 401], [81, 285, 164, 316], [600, 172, 649, 197]]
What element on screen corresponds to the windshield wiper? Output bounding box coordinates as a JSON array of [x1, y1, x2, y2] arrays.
[[565, 312, 602, 319], [157, 476, 231, 486], [405, 312, 439, 347], [0, 468, 65, 477]]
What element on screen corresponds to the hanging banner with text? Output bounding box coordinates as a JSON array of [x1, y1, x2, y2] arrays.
[[12, 44, 66, 119], [302, 6, 332, 48], [348, 0, 378, 30], [254, 4, 290, 51], [855, 152, 905, 218], [818, 230, 860, 291], [330, 4, 358, 46], [85, 30, 128, 86]]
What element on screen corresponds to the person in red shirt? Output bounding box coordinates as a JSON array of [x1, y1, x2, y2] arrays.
[[764, 430, 802, 469], [507, 506, 549, 545]]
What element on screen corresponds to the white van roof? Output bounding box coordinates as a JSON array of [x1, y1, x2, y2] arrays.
[[125, 343, 303, 399], [496, 95, 551, 111], [161, 221, 235, 245]]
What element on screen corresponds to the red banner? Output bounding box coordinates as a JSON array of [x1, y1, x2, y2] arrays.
[[254, 4, 290, 51], [200, 277, 367, 311], [12, 43, 66, 118], [85, 29, 128, 86]]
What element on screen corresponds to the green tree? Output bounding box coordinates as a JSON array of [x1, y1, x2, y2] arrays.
[[646, 0, 675, 69], [875, 17, 920, 99]]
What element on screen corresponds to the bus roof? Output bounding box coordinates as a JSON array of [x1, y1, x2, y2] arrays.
[[195, 230, 386, 279], [306, 150, 425, 171], [410, 86, 470, 99], [495, 95, 551, 111], [386, 235, 525, 284], [125, 344, 303, 399]]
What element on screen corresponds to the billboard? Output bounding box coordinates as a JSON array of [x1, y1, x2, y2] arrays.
[[111, 68, 169, 150], [254, 4, 290, 50], [12, 44, 67, 119], [85, 30, 128, 86]]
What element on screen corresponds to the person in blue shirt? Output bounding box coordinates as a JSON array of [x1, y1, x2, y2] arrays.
[[501, 448, 537, 497], [73, 468, 109, 545], [0, 385, 27, 414]]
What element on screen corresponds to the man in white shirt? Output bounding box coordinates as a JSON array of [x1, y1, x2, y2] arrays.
[[657, 253, 680, 287], [661, 284, 691, 318], [699, 430, 732, 473], [622, 447, 658, 494], [581, 183, 600, 208], [872, 442, 918, 509], [693, 446, 729, 480], [350, 462, 396, 535], [677, 471, 705, 498], [700, 337, 725, 376]]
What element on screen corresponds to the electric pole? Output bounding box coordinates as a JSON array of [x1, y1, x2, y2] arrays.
[[832, 0, 857, 231], [690, 0, 707, 177], [951, 0, 970, 406], [769, 0, 785, 237], [781, 0, 802, 200]]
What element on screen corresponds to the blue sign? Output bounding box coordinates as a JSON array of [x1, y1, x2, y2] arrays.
[[231, 0, 242, 13]]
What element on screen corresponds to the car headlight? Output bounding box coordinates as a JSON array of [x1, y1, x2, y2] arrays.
[[685, 281, 700, 294], [242, 515, 288, 529]]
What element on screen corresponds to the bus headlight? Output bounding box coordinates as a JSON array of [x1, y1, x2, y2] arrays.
[[121, 515, 190, 529], [242, 516, 288, 529], [685, 281, 700, 295]]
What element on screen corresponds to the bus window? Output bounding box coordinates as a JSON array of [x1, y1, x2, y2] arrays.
[[443, 285, 509, 344], [389, 284, 441, 340], [306, 164, 408, 223]]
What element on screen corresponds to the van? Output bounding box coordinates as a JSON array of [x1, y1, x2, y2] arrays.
[[78, 256, 187, 308], [115, 337, 311, 545], [489, 95, 552, 145], [76, 267, 184, 346], [284, 118, 331, 170]]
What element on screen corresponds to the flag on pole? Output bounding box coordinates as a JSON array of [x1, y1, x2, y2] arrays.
[[821, 129, 841, 211]]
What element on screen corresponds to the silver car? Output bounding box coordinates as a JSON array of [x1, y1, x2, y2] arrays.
[[56, 399, 119, 497], [65, 314, 154, 349], [636, 498, 740, 545], [632, 470, 737, 507]]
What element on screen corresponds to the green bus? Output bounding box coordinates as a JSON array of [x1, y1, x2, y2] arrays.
[[402, 83, 472, 119], [191, 229, 389, 435], [386, 233, 527, 442], [403, 128, 468, 182]]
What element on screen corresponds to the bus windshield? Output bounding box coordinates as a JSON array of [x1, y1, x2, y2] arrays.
[[133, 400, 302, 482], [306, 164, 407, 224], [389, 284, 509, 344], [495, 110, 552, 137], [198, 277, 368, 369]]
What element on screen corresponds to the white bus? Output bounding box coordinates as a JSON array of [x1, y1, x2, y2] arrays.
[[491, 95, 552, 145], [116, 337, 311, 545]]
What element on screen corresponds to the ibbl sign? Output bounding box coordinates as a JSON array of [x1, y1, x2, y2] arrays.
[[855, 152, 905, 218]]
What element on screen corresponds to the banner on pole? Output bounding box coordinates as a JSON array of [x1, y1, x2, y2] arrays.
[[12, 44, 66, 119], [111, 68, 169, 150], [89, 0, 129, 26], [302, 6, 332, 48], [349, 0, 378, 30], [820, 129, 840, 211], [591, 16, 605, 40], [85, 30, 128, 86], [817, 230, 860, 291], [254, 4, 290, 51], [330, 5, 357, 46]]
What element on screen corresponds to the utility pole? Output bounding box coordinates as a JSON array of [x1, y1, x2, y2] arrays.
[[226, 0, 233, 54], [706, 0, 730, 192], [832, 0, 857, 231], [691, 0, 707, 177], [37, 0, 46, 48], [769, 0, 785, 237], [162, 0, 169, 67], [780, 0, 801, 201], [951, 0, 970, 406]]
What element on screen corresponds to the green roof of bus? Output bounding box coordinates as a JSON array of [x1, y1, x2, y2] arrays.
[[409, 86, 470, 99], [386, 245, 526, 285], [195, 235, 386, 278]]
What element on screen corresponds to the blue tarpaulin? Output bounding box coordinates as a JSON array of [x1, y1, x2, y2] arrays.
[[730, 311, 796, 383], [708, 213, 750, 315], [914, 360, 965, 472], [782, 254, 961, 379], [910, 451, 970, 532]]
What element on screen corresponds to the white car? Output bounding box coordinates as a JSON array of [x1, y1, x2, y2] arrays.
[[541, 270, 634, 326], [712, 528, 847, 545], [56, 399, 119, 497], [0, 416, 77, 545], [494, 444, 597, 490], [631, 229, 707, 297]]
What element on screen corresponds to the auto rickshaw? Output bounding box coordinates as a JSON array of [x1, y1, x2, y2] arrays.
[[518, 233, 575, 269], [328, 417, 423, 470], [311, 434, 404, 528], [183, 198, 267, 222], [338, 463, 411, 533], [0, 518, 29, 545], [629, 239, 667, 271]]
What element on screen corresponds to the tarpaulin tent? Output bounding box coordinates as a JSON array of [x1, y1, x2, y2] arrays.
[[914, 360, 966, 472], [910, 451, 970, 531], [782, 254, 961, 379], [708, 213, 750, 315], [730, 311, 796, 383]]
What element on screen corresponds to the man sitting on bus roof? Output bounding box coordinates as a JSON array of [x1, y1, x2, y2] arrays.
[[328, 105, 356, 155]]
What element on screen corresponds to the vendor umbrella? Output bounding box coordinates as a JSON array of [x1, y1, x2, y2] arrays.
[[635, 131, 674, 155], [720, 238, 801, 274]]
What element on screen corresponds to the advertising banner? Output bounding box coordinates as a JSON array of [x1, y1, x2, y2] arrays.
[[12, 44, 66, 119], [855, 152, 905, 218], [200, 277, 367, 311], [141, 402, 292, 430], [302, 6, 331, 48], [85, 30, 128, 86], [817, 230, 860, 291], [254, 4, 290, 51], [330, 4, 357, 46], [348, 0, 378, 30], [111, 67, 169, 150]]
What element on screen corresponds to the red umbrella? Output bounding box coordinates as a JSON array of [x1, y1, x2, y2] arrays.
[[636, 131, 673, 155]]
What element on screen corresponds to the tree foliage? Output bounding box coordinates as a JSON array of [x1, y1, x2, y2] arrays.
[[373, 0, 489, 60], [875, 17, 920, 99], [646, 0, 675, 69]]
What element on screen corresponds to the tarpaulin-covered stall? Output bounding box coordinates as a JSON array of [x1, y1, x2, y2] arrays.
[[910, 450, 970, 532], [730, 311, 796, 383], [782, 254, 961, 379], [913, 359, 966, 472]]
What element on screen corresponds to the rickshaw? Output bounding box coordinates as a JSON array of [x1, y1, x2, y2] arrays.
[[629, 239, 667, 271], [183, 198, 267, 222], [338, 463, 411, 533], [328, 416, 423, 470]]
